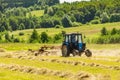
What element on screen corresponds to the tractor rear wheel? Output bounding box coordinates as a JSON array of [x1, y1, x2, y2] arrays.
[[62, 45, 70, 57], [85, 49, 92, 57]]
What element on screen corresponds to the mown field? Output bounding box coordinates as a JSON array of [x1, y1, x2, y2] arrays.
[[0, 43, 120, 80], [26, 10, 44, 17], [0, 22, 120, 80], [0, 43, 120, 51]]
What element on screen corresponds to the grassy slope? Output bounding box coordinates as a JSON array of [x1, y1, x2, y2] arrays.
[[0, 22, 120, 80], [10, 22, 120, 41], [26, 10, 44, 17], [1, 22, 120, 51]]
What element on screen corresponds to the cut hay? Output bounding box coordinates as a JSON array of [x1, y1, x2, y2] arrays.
[[0, 48, 6, 52]]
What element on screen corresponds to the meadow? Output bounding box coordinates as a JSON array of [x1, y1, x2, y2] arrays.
[[0, 43, 120, 80], [0, 22, 120, 80], [0, 43, 120, 51], [9, 22, 120, 41], [26, 10, 44, 17]]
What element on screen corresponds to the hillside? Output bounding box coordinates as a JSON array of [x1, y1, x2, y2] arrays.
[[1, 0, 120, 32], [9, 22, 120, 42]]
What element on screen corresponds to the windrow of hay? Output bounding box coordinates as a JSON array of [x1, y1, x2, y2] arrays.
[[70, 71, 96, 80], [0, 48, 6, 52], [0, 52, 120, 71], [0, 63, 73, 78], [38, 58, 120, 71], [27, 45, 61, 56], [0, 63, 108, 80], [95, 74, 111, 80]]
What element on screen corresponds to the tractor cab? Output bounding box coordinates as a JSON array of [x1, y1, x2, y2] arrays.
[[63, 33, 86, 51], [62, 33, 92, 57]]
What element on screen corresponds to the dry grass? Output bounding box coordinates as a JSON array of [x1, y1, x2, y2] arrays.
[[0, 48, 6, 52]]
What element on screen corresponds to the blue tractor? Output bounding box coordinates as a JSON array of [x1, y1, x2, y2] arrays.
[[61, 33, 92, 57]]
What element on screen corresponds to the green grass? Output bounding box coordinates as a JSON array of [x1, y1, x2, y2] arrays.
[[0, 68, 66, 80], [26, 10, 44, 17], [0, 58, 119, 80], [0, 43, 120, 51], [0, 43, 59, 51], [87, 44, 120, 50], [10, 22, 120, 41]]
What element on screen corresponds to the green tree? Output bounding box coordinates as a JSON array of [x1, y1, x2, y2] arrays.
[[29, 29, 39, 43], [40, 32, 49, 43], [62, 15, 72, 27], [74, 12, 84, 23], [110, 13, 120, 22], [0, 34, 2, 42], [111, 28, 117, 35], [0, 0, 5, 12], [55, 10, 64, 17], [9, 18, 18, 31], [19, 23, 25, 30], [48, 0, 60, 6], [40, 19, 54, 28], [24, 18, 31, 29], [11, 34, 14, 42], [53, 33, 63, 43], [14, 38, 20, 43], [5, 32, 11, 42], [0, 26, 5, 32], [47, 7, 54, 16], [2, 21, 9, 30], [101, 27, 108, 36], [101, 12, 110, 23]]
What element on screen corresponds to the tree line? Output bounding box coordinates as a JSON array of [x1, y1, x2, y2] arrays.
[[42, 0, 120, 27], [0, 0, 120, 33], [0, 30, 64, 43], [91, 27, 120, 44], [2, 0, 59, 8]]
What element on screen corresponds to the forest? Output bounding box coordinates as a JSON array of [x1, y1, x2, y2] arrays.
[[0, 0, 120, 31], [0, 0, 120, 43]]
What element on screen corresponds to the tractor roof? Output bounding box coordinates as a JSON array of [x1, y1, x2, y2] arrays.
[[65, 33, 82, 35]]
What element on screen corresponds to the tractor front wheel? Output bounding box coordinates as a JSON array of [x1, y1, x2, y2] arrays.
[[62, 45, 70, 57], [85, 49, 92, 57]]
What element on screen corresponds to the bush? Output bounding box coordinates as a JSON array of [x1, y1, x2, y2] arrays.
[[40, 32, 49, 43], [14, 38, 20, 43], [5, 32, 12, 42], [92, 28, 120, 44], [117, 29, 120, 34], [55, 25, 63, 28], [90, 20, 101, 24], [72, 22, 82, 27], [61, 31, 66, 35], [19, 32, 24, 36], [110, 13, 120, 22], [40, 19, 54, 28], [29, 29, 39, 43], [0, 35, 3, 43], [53, 19, 61, 26], [53, 33, 63, 43], [111, 28, 117, 35], [101, 27, 108, 35]]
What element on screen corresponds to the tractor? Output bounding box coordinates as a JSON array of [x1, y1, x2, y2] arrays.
[[61, 33, 92, 57]]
